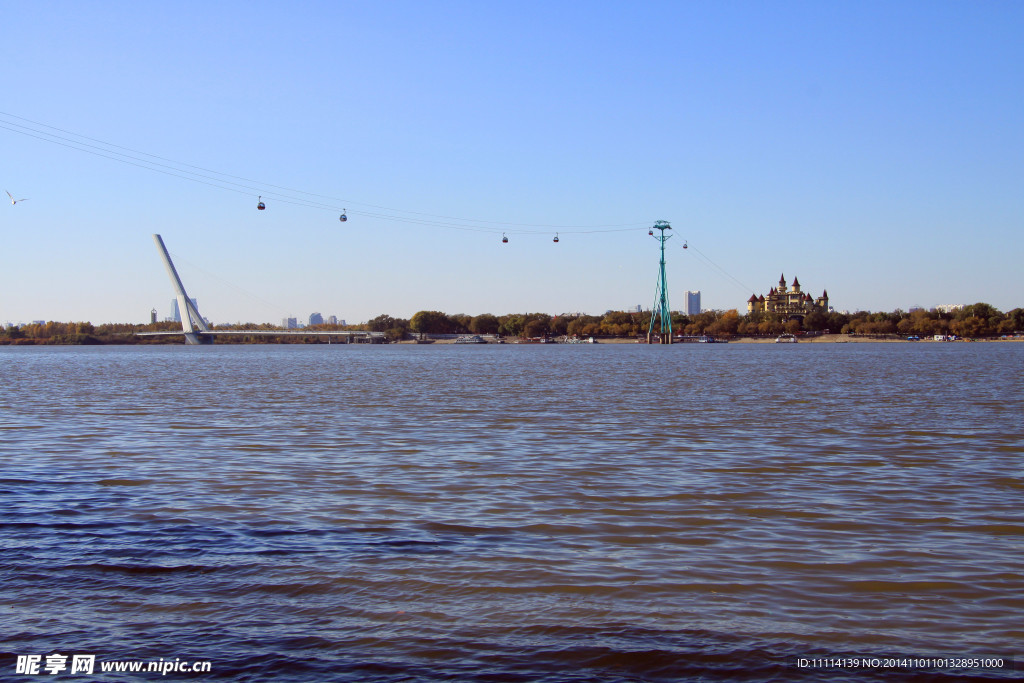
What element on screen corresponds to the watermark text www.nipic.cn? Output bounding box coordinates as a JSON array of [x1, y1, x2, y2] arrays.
[[15, 654, 212, 676]]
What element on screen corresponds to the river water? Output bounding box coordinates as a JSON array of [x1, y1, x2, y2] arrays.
[[1, 343, 1021, 681]]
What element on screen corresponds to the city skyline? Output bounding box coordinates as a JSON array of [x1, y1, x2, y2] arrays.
[[1, 2, 1021, 324], [0, 275, 1016, 329]]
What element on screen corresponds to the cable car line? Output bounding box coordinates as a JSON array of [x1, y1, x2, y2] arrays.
[[0, 111, 651, 234], [674, 238, 753, 294], [0, 121, 271, 199], [3, 111, 655, 238]]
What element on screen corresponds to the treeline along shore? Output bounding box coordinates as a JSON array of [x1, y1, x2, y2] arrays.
[[3, 303, 1023, 345]]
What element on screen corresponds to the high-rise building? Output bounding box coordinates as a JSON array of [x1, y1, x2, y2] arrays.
[[684, 291, 701, 316], [309, 312, 323, 326], [171, 298, 198, 323], [283, 317, 298, 329]]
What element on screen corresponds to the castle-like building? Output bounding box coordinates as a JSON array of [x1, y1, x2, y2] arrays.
[[747, 274, 829, 321]]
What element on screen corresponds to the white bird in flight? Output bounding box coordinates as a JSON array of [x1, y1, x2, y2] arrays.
[[6, 190, 28, 205]]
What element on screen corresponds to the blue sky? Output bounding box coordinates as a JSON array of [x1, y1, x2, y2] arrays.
[[2, 1, 1021, 325]]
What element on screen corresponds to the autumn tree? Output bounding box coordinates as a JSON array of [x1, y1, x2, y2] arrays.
[[498, 315, 525, 337], [449, 314, 472, 334], [410, 310, 454, 334], [826, 311, 850, 333], [469, 314, 499, 335], [705, 310, 740, 337], [950, 315, 990, 338], [950, 303, 1003, 337], [600, 311, 641, 337], [566, 315, 600, 337], [367, 314, 400, 332], [549, 316, 568, 336], [1006, 308, 1024, 332], [516, 313, 552, 338], [522, 318, 548, 338], [802, 310, 828, 332], [997, 308, 1024, 335]]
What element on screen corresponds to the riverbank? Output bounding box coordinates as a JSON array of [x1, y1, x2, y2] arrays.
[[403, 334, 1023, 344], [730, 334, 1023, 343], [3, 333, 1021, 346]]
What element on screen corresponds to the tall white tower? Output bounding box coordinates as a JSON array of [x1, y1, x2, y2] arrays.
[[153, 234, 211, 344]]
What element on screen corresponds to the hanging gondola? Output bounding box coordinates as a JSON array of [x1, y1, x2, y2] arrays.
[[257, 196, 266, 210], [553, 233, 559, 243], [683, 241, 688, 249], [339, 208, 347, 222], [502, 233, 508, 243], [648, 228, 654, 236]]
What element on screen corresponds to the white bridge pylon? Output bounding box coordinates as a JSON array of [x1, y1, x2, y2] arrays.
[[153, 234, 212, 344], [146, 234, 381, 345]]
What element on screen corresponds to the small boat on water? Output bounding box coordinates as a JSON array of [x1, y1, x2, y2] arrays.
[[455, 335, 487, 344], [775, 334, 798, 343]]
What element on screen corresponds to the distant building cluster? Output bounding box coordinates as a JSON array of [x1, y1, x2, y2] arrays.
[[747, 274, 829, 321], [935, 304, 965, 314], [280, 314, 346, 329]]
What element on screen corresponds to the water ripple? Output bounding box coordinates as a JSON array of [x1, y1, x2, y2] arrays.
[[1, 344, 1021, 680]]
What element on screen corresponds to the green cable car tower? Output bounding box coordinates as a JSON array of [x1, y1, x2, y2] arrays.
[[647, 220, 673, 344]]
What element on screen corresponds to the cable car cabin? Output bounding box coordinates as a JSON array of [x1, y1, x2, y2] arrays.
[[648, 229, 654, 236], [257, 196, 266, 210], [502, 233, 508, 243], [339, 211, 348, 222], [553, 234, 559, 243], [683, 242, 688, 249]]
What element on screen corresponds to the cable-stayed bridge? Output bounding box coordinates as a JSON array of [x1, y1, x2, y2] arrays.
[[139, 234, 383, 345]]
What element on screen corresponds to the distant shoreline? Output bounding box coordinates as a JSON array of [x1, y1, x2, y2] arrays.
[[398, 333, 1022, 344], [2, 332, 1022, 346]]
